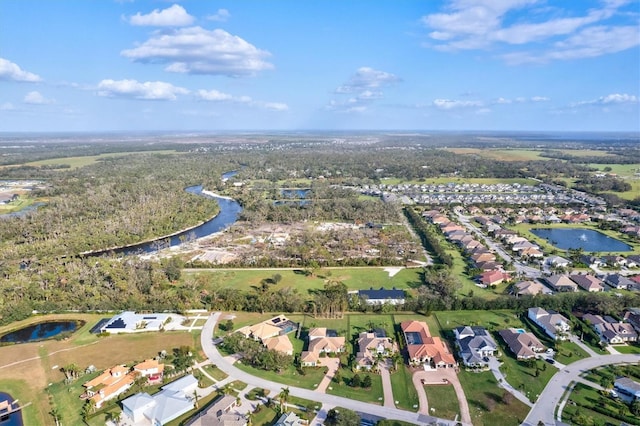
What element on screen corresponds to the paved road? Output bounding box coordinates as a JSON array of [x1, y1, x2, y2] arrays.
[[201, 313, 469, 425], [522, 354, 640, 426]]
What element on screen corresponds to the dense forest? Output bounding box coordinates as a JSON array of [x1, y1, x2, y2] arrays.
[[0, 135, 638, 324]]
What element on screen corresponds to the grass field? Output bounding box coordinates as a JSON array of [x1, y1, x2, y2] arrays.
[[457, 370, 532, 426], [444, 148, 545, 162], [424, 384, 460, 420], [187, 267, 422, 297], [234, 361, 327, 390], [612, 343, 640, 354], [23, 150, 181, 170], [327, 369, 384, 404], [0, 313, 196, 426], [390, 365, 420, 411], [562, 382, 639, 426], [0, 196, 37, 213]]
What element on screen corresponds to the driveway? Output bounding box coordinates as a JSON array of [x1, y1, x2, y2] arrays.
[[379, 359, 395, 408], [315, 357, 340, 393], [201, 313, 467, 426], [412, 368, 472, 425]]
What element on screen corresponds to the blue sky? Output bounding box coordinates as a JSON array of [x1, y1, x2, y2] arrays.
[[0, 0, 638, 132]]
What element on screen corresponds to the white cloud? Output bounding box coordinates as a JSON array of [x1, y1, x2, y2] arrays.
[[335, 67, 400, 93], [97, 79, 189, 100], [121, 27, 273, 76], [531, 96, 550, 102], [207, 8, 231, 22], [195, 89, 288, 111], [571, 92, 639, 107], [0, 102, 15, 111], [494, 97, 512, 104], [129, 4, 194, 27], [422, 0, 638, 62], [24, 91, 54, 105], [433, 99, 483, 110], [0, 58, 41, 82]]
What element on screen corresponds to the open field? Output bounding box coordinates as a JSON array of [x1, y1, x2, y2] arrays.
[[21, 150, 181, 170], [233, 361, 327, 390], [444, 148, 546, 161], [187, 267, 423, 296], [327, 369, 384, 404], [0, 313, 196, 426], [424, 384, 460, 420]]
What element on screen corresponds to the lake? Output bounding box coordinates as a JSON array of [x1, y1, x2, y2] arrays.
[[0, 320, 82, 344], [531, 228, 632, 252]]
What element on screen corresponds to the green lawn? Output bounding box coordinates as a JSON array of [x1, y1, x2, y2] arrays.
[[24, 150, 181, 170], [326, 369, 384, 404], [562, 383, 640, 426], [389, 365, 419, 411], [498, 353, 554, 402], [0, 379, 47, 426], [202, 364, 229, 381], [251, 405, 279, 425], [611, 343, 640, 354], [424, 385, 460, 420], [186, 267, 422, 296], [553, 341, 590, 364], [457, 370, 530, 426], [234, 361, 327, 389], [435, 310, 523, 333]]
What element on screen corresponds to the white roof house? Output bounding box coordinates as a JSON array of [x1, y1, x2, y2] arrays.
[[99, 311, 185, 334]]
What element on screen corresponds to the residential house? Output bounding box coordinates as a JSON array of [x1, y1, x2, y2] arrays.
[[475, 261, 503, 272], [528, 307, 571, 340], [471, 252, 496, 264], [512, 241, 539, 252], [401, 321, 456, 369], [512, 280, 551, 297], [357, 287, 405, 305], [583, 314, 638, 344], [264, 335, 294, 356], [300, 328, 345, 367], [604, 274, 635, 290], [354, 330, 395, 371], [602, 255, 627, 267], [498, 328, 545, 360], [480, 270, 510, 287], [614, 378, 640, 399], [569, 274, 605, 292], [123, 375, 198, 426], [83, 365, 135, 408], [134, 359, 165, 383], [544, 275, 578, 292], [99, 311, 186, 334], [454, 326, 498, 368], [580, 255, 604, 268], [520, 247, 544, 258], [185, 394, 243, 426], [546, 256, 571, 268], [274, 412, 305, 426], [623, 308, 640, 333]]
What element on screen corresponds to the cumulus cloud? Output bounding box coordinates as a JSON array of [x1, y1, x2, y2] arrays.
[[422, 0, 638, 62], [571, 93, 639, 107], [121, 27, 273, 76], [207, 8, 231, 22], [24, 91, 54, 104], [433, 99, 483, 110], [97, 79, 189, 100], [335, 67, 400, 93], [195, 89, 288, 111], [129, 4, 194, 26], [0, 58, 41, 82]]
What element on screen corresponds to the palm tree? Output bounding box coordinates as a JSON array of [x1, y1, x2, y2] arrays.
[[192, 389, 200, 409], [49, 407, 61, 426], [279, 387, 290, 413]]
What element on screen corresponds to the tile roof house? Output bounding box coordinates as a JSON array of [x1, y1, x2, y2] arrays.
[[454, 326, 497, 368], [528, 307, 571, 340], [471, 252, 497, 264], [583, 314, 638, 344], [123, 375, 197, 426], [498, 328, 545, 360], [545, 275, 578, 292], [354, 331, 396, 371], [357, 287, 406, 305], [569, 274, 604, 292], [512, 280, 551, 297], [401, 320, 456, 369], [134, 359, 165, 383], [83, 365, 135, 408], [300, 328, 345, 367], [480, 270, 510, 287], [264, 335, 294, 356]]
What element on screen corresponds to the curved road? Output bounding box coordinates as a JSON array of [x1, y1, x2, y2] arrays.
[[522, 354, 640, 426], [201, 313, 469, 426]]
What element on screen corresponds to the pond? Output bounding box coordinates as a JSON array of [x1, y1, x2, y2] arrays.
[[0, 320, 83, 344], [531, 228, 632, 252], [280, 188, 310, 198], [0, 392, 23, 426]]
